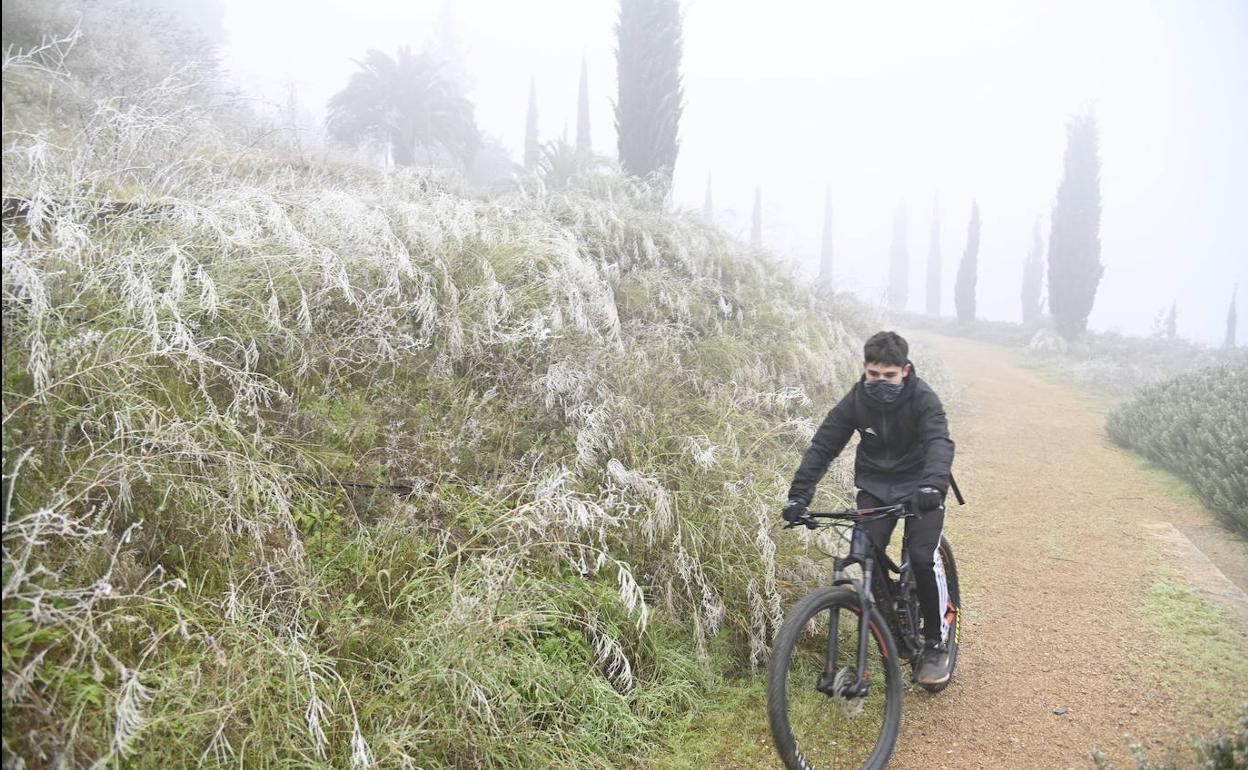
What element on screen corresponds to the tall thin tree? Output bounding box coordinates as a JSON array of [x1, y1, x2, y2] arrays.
[[1048, 108, 1103, 339], [524, 76, 539, 170], [1166, 300, 1177, 340], [615, 0, 684, 193], [888, 203, 909, 311], [954, 202, 981, 324], [750, 187, 762, 250], [925, 195, 941, 316], [1227, 284, 1239, 348], [1021, 217, 1045, 324], [819, 185, 834, 282], [576, 56, 591, 155], [703, 172, 713, 218]]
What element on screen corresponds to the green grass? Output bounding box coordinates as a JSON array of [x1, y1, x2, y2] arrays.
[[1014, 356, 1124, 413], [1091, 707, 1247, 770], [1141, 574, 1248, 719], [1110, 547, 1243, 767], [1122, 451, 1205, 506], [644, 677, 776, 770]]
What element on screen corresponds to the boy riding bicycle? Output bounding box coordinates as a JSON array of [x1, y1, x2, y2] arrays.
[[782, 331, 956, 685]]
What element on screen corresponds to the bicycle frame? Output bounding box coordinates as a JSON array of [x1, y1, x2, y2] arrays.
[[789, 503, 915, 698]]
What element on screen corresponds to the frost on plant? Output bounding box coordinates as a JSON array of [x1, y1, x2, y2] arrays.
[[1, 45, 871, 768]]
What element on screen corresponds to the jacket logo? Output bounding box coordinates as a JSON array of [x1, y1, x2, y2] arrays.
[[864, 427, 878, 436]]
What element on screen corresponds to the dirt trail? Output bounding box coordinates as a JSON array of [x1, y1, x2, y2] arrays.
[[888, 331, 1248, 770]]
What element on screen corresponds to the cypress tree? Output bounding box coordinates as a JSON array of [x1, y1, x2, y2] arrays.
[[1226, 285, 1239, 348], [819, 185, 834, 282], [925, 195, 941, 316], [524, 76, 539, 171], [888, 203, 909, 311], [750, 187, 762, 250], [1021, 217, 1045, 324], [1166, 301, 1177, 340], [615, 0, 684, 193], [1048, 109, 1103, 339], [702, 172, 713, 218], [576, 56, 591, 155], [954, 202, 981, 324]]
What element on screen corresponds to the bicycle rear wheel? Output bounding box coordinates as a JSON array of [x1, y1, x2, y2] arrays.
[[918, 535, 962, 693], [767, 587, 902, 770]]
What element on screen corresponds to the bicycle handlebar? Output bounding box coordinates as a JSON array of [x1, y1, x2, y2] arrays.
[[783, 502, 912, 529]]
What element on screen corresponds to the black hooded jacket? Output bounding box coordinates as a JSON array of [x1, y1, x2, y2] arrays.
[[786, 364, 955, 506]]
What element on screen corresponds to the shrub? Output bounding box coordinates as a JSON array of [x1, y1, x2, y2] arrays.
[[1106, 366, 1248, 535]]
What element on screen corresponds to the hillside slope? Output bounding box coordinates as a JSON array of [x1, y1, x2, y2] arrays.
[[2, 66, 876, 768]]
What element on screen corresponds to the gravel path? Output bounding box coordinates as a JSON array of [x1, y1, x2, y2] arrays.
[[644, 331, 1247, 770], [889, 331, 1248, 770]]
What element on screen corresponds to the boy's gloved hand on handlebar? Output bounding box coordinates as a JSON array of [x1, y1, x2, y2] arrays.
[[910, 486, 943, 513], [781, 499, 808, 524]]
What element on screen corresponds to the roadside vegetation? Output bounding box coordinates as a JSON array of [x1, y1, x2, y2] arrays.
[[0, 21, 882, 769], [1092, 705, 1247, 770], [1105, 366, 1248, 536], [899, 312, 1248, 400], [7, 3, 1244, 770]]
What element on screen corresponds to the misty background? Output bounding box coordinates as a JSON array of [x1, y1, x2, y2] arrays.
[[218, 0, 1246, 344], [6, 2, 1248, 766]]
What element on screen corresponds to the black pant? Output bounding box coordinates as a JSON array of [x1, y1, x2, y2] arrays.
[[856, 490, 946, 644]]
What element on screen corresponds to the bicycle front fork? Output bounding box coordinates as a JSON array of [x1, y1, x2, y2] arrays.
[[822, 526, 875, 698]]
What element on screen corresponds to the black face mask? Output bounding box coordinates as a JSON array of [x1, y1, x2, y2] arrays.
[[864, 379, 904, 403]]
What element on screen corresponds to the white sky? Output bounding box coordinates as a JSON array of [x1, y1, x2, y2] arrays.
[[219, 0, 1247, 344]]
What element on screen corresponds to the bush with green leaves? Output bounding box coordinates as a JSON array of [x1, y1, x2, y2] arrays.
[[1106, 365, 1248, 535], [2, 43, 876, 768]]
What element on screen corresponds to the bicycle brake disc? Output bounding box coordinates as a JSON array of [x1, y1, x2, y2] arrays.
[[832, 667, 865, 718]]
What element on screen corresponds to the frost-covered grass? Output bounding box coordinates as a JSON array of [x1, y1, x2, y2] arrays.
[[2, 51, 874, 768]]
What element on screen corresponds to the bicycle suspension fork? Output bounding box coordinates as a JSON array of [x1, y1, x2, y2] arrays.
[[822, 526, 875, 698]]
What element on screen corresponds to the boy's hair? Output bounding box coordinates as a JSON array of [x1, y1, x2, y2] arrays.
[[863, 331, 909, 367]]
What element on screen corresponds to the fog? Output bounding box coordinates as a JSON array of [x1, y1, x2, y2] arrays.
[[221, 0, 1247, 345]]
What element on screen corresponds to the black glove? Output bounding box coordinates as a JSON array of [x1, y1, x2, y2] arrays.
[[911, 486, 944, 513], [781, 499, 808, 525]]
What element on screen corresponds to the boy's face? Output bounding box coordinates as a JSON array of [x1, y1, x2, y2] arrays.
[[864, 361, 911, 383]]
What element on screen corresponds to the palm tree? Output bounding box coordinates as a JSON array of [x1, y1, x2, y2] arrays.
[[326, 45, 480, 168], [535, 136, 606, 190]]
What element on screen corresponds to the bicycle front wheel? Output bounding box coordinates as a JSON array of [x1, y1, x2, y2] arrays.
[[767, 587, 903, 770]]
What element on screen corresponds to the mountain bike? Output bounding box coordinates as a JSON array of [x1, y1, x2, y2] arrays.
[[766, 502, 962, 770]]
